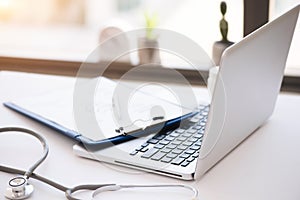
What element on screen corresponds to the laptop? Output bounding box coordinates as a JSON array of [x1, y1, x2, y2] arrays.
[[72, 5, 299, 180]]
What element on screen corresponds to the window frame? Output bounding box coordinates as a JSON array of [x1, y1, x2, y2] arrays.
[[0, 0, 299, 92], [0, 55, 299, 92]]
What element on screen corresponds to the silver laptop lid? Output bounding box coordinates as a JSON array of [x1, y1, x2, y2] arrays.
[[195, 4, 299, 179]]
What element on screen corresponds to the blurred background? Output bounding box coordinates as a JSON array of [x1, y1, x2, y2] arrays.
[[0, 0, 298, 72]]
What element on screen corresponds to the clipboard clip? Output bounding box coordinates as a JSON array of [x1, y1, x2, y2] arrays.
[[115, 116, 165, 136]]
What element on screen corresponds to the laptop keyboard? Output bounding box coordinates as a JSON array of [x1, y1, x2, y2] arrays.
[[130, 105, 209, 167]]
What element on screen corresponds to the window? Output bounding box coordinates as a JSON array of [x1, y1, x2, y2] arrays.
[[269, 0, 300, 76], [0, 0, 299, 91], [0, 0, 243, 68], [85, 0, 244, 69]]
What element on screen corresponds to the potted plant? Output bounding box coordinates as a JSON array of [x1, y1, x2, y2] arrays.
[[212, 1, 234, 65], [138, 12, 161, 65]]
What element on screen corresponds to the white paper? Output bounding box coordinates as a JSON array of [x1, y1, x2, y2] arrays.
[[14, 76, 199, 141]]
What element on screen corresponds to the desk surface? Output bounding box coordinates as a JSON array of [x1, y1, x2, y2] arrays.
[[1, 71, 300, 200]]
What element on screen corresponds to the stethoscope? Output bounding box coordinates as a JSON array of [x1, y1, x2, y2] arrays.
[[0, 127, 199, 200]]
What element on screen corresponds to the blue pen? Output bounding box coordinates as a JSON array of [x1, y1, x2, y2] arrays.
[[3, 102, 197, 151]]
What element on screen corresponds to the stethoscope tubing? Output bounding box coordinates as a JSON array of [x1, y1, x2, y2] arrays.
[[0, 127, 198, 200], [0, 164, 116, 200]]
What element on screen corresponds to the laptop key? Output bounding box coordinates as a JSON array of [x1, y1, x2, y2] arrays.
[[166, 144, 177, 149], [204, 106, 209, 112], [161, 156, 173, 163], [176, 136, 187, 141], [179, 153, 190, 159], [175, 129, 185, 134], [193, 134, 203, 139], [151, 152, 166, 161], [170, 132, 180, 137], [187, 157, 195, 162], [141, 148, 159, 158], [182, 133, 192, 137], [171, 140, 182, 145], [140, 148, 149, 152], [161, 148, 172, 153], [172, 149, 183, 154], [182, 141, 193, 146], [159, 140, 170, 145], [177, 145, 188, 150], [198, 115, 204, 119], [184, 149, 196, 154], [187, 137, 198, 143], [199, 122, 206, 126], [187, 129, 197, 134], [130, 150, 138, 156], [147, 139, 159, 144], [153, 134, 166, 140], [171, 157, 185, 165], [190, 145, 201, 151], [181, 161, 190, 167], [201, 111, 209, 116], [192, 152, 200, 158], [135, 146, 144, 151], [154, 144, 165, 149], [141, 143, 149, 147], [194, 141, 202, 146], [166, 153, 178, 159], [165, 135, 176, 141], [189, 117, 199, 123]]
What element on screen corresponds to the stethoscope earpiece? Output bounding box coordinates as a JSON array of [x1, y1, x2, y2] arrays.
[[5, 176, 34, 200]]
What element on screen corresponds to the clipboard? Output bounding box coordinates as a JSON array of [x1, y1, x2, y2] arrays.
[[3, 76, 198, 151], [4, 102, 196, 151]]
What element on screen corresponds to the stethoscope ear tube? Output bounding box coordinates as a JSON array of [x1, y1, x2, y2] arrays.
[[0, 127, 49, 179], [65, 184, 116, 200], [92, 184, 198, 200]]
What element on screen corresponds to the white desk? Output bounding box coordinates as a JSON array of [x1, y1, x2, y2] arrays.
[[1, 71, 300, 200]]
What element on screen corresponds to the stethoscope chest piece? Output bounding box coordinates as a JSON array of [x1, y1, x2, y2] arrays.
[[5, 177, 34, 200]]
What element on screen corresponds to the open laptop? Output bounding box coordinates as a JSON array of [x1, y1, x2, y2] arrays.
[[72, 5, 299, 180]]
